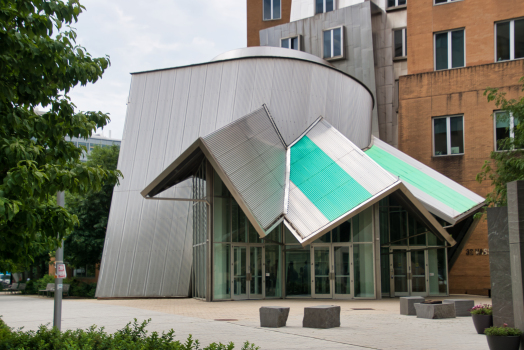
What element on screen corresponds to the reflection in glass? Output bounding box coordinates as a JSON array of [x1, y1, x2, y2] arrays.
[[291, 36, 299, 50], [450, 116, 464, 154], [390, 207, 407, 245], [265, 245, 282, 297], [214, 244, 230, 299], [314, 247, 331, 295], [326, 0, 334, 12], [334, 246, 350, 295], [273, 0, 281, 19], [428, 249, 447, 295], [233, 247, 247, 296], [285, 226, 298, 244], [248, 221, 262, 243], [393, 251, 407, 293], [497, 22, 510, 61], [381, 248, 390, 294], [250, 247, 263, 296], [354, 207, 373, 242], [323, 30, 331, 58], [232, 200, 247, 242], [354, 244, 374, 297], [333, 28, 342, 57], [411, 251, 426, 293], [496, 112, 510, 151], [263, 0, 271, 20], [394, 30, 403, 57], [435, 32, 448, 70], [285, 245, 311, 296], [451, 30, 464, 68], [281, 38, 289, 49], [316, 0, 323, 14], [333, 220, 351, 242], [409, 216, 427, 246], [433, 118, 448, 155], [516, 20, 524, 59]]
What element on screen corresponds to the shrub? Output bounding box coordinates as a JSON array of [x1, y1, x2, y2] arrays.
[[485, 324, 523, 337], [0, 318, 259, 350], [469, 304, 493, 316]]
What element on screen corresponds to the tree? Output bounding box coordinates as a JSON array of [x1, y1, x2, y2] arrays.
[[477, 77, 524, 207], [0, 0, 122, 271], [65, 145, 119, 269]]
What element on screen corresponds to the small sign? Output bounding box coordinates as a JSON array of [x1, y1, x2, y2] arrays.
[[56, 264, 67, 279], [57, 284, 63, 290], [429, 273, 435, 277], [266, 273, 270, 276]]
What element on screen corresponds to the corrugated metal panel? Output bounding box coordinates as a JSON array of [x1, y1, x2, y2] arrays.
[[287, 182, 330, 238]]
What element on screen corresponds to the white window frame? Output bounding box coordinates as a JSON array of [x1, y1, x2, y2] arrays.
[[387, 0, 406, 8], [263, 0, 281, 21], [432, 115, 465, 156], [494, 18, 524, 62], [315, 0, 336, 14], [434, 29, 465, 71], [494, 111, 520, 151], [280, 35, 301, 51], [393, 28, 407, 59], [434, 0, 462, 5], [322, 26, 344, 61]]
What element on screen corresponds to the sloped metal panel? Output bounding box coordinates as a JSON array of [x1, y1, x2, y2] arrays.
[[202, 107, 287, 230]]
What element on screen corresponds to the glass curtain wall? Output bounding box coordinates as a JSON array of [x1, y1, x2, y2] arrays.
[[192, 161, 207, 299]]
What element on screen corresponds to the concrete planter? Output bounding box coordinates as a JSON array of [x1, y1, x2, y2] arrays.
[[472, 314, 493, 334], [486, 335, 520, 350]]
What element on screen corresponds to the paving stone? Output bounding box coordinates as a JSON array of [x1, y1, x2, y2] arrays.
[[303, 305, 340, 329], [415, 302, 456, 319], [260, 306, 290, 327], [400, 296, 424, 315]]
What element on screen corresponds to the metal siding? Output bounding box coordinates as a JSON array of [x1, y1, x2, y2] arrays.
[[250, 59, 275, 110], [287, 182, 330, 238]]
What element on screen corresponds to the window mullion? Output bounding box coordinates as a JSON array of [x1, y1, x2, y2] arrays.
[[446, 117, 451, 155], [271, 0, 274, 19], [331, 30, 334, 57], [510, 20, 515, 60], [402, 29, 406, 57], [448, 31, 452, 69]]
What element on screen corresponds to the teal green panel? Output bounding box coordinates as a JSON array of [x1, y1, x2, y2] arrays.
[[365, 146, 477, 213], [290, 136, 372, 221]]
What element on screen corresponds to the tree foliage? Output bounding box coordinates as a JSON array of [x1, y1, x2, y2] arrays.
[[477, 77, 524, 207], [65, 145, 120, 269], [0, 0, 122, 270]]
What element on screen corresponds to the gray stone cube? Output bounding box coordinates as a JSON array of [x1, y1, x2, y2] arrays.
[[415, 303, 456, 319], [303, 305, 340, 329], [400, 296, 425, 315], [442, 299, 474, 317], [259, 306, 290, 328]]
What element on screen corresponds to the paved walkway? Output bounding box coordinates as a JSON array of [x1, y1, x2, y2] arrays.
[[1, 294, 491, 349]]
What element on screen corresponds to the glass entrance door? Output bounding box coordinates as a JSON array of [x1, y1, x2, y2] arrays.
[[333, 246, 352, 299], [390, 249, 428, 297], [312, 246, 331, 297], [311, 245, 352, 298], [231, 245, 264, 300]]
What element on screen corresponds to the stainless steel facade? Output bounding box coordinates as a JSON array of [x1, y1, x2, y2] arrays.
[[96, 49, 374, 298]]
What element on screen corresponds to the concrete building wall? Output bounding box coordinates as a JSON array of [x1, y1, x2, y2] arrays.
[[247, 0, 292, 47], [398, 59, 524, 294]]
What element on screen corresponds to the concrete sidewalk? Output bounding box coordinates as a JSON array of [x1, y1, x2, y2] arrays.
[[1, 294, 490, 349]]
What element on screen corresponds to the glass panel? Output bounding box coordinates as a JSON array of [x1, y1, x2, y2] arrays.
[[313, 231, 331, 243], [285, 245, 311, 296], [323, 30, 332, 58], [264, 225, 282, 243], [435, 32, 448, 70], [333, 28, 342, 57], [380, 206, 390, 245], [284, 226, 298, 243], [332, 220, 351, 242], [398, 0, 406, 5], [232, 200, 247, 242], [428, 248, 447, 295], [435, 0, 447, 3], [409, 216, 427, 246], [433, 118, 448, 155], [263, 0, 271, 20], [411, 251, 426, 293], [394, 30, 403, 57], [388, 0, 396, 7], [291, 36, 299, 50], [250, 247, 263, 296], [405, 29, 407, 55], [265, 245, 282, 297], [515, 19, 524, 59], [334, 246, 350, 295], [233, 247, 247, 296], [496, 112, 510, 151], [449, 116, 464, 154], [354, 244, 374, 297], [214, 197, 230, 242], [393, 251, 408, 293], [451, 30, 464, 68], [380, 248, 390, 294], [281, 38, 289, 49], [496, 21, 511, 61], [316, 0, 323, 14], [390, 208, 407, 245], [273, 0, 281, 19], [214, 244, 230, 300], [427, 232, 445, 246], [248, 221, 262, 243], [354, 207, 373, 242], [314, 247, 331, 294], [326, 0, 334, 12]]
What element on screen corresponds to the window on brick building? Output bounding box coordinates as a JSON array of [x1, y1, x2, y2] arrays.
[[281, 36, 301, 50], [433, 116, 464, 156], [495, 111, 521, 151], [316, 0, 334, 14], [434, 29, 465, 70], [263, 0, 281, 20], [495, 18, 524, 62], [388, 0, 406, 7], [434, 0, 460, 4], [393, 28, 407, 58], [323, 27, 344, 60]]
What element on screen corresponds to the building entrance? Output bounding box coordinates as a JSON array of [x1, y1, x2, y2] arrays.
[[231, 245, 263, 300], [311, 244, 353, 299], [390, 248, 427, 297]]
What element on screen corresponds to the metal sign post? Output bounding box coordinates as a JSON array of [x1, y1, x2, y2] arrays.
[[53, 191, 65, 330]]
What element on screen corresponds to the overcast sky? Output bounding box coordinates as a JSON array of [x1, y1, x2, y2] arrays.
[[68, 0, 247, 140]]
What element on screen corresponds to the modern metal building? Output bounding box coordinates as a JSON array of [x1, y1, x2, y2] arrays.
[[96, 47, 484, 300]]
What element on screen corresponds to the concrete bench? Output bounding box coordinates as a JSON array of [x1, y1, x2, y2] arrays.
[[415, 302, 456, 319], [400, 296, 425, 315], [442, 299, 474, 317], [303, 305, 340, 329], [259, 306, 290, 328]]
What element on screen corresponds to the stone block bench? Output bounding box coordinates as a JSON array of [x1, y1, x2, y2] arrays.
[[415, 302, 456, 319], [442, 299, 474, 317], [400, 296, 425, 315], [303, 305, 340, 329], [259, 306, 290, 328]]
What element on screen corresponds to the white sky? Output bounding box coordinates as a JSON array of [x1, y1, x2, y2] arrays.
[[68, 0, 247, 140]]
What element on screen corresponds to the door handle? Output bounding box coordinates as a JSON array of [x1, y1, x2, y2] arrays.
[[329, 272, 335, 280], [247, 273, 252, 281]]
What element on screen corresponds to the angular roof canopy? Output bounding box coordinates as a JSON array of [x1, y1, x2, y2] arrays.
[[365, 137, 485, 225], [142, 106, 466, 246]]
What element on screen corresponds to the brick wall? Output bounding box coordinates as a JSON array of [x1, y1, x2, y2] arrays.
[[247, 0, 292, 47], [399, 60, 524, 294]]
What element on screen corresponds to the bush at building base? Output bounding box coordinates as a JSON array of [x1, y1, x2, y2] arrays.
[[0, 318, 259, 350]]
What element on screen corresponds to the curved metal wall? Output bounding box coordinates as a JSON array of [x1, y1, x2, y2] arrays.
[[96, 56, 373, 297]]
